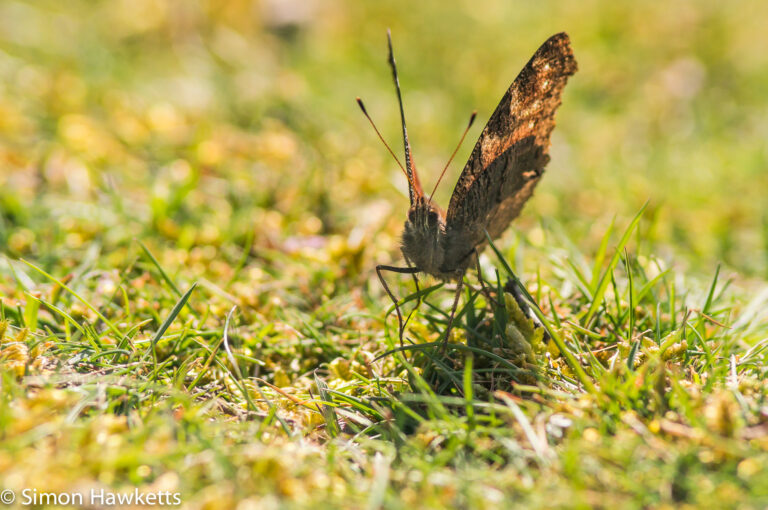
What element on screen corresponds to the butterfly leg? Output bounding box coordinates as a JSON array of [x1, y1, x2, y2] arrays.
[[503, 277, 531, 317], [503, 275, 550, 341], [401, 256, 422, 335], [473, 248, 500, 308], [376, 264, 420, 347], [440, 274, 465, 352]]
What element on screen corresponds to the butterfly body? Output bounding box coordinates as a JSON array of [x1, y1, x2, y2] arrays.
[[365, 31, 577, 346], [400, 197, 458, 281], [403, 33, 576, 280]]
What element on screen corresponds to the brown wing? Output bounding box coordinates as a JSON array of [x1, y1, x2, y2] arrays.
[[443, 32, 577, 270]]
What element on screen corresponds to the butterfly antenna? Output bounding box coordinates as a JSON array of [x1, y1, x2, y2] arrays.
[[387, 29, 420, 204], [429, 111, 477, 202], [356, 97, 414, 188]]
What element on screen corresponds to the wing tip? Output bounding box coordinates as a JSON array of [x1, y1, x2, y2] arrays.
[[547, 32, 571, 47], [539, 32, 578, 74]]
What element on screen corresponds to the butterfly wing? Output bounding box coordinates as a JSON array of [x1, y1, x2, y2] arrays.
[[443, 32, 577, 270]]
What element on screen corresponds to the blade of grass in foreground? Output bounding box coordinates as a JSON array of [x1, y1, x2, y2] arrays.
[[591, 216, 615, 290], [24, 294, 96, 348], [22, 291, 40, 332], [464, 354, 475, 433], [141, 283, 197, 365], [221, 306, 292, 437], [483, 232, 543, 317], [20, 258, 125, 340], [528, 303, 598, 394], [697, 264, 721, 332], [137, 240, 182, 297], [583, 203, 647, 327], [625, 248, 636, 342], [484, 233, 597, 394], [314, 371, 340, 437]]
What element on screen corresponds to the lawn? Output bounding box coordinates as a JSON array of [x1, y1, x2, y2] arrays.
[[1, 1, 768, 508]]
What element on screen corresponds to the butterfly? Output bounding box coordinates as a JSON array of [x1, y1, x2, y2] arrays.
[[359, 31, 577, 348]]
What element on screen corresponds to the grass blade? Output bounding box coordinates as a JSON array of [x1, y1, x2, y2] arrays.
[[141, 283, 197, 364], [591, 216, 615, 291], [583, 203, 647, 327], [137, 240, 182, 297], [20, 258, 124, 340]]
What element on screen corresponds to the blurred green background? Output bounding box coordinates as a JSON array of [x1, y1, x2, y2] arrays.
[[1, 0, 767, 278]]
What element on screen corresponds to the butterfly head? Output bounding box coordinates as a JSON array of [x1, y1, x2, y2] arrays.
[[406, 196, 444, 231], [401, 196, 447, 276]]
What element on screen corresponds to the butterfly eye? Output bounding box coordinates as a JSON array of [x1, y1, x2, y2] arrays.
[[407, 209, 416, 223], [427, 211, 438, 225]]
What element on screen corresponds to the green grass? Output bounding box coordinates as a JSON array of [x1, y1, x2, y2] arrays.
[[2, 1, 768, 508]]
